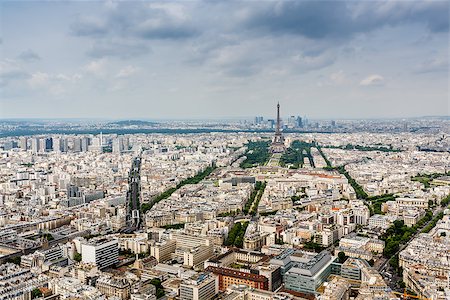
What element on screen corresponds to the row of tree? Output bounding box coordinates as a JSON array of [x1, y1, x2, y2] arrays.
[[280, 141, 315, 168], [336, 166, 368, 199], [243, 181, 263, 214], [323, 143, 401, 152], [250, 182, 266, 216], [225, 221, 249, 248], [383, 211, 433, 258]]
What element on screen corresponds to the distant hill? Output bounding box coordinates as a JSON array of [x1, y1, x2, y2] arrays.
[[418, 116, 450, 120], [108, 120, 158, 126]]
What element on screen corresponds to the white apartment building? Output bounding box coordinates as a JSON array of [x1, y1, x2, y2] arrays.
[[179, 274, 218, 300], [81, 238, 118, 269]]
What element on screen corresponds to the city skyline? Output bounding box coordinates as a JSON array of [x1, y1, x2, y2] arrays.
[[1, 1, 449, 119]]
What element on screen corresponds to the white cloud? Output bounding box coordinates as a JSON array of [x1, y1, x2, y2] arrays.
[[116, 65, 139, 78], [56, 73, 83, 82], [330, 70, 347, 85], [360, 74, 384, 86], [414, 58, 448, 73], [84, 59, 107, 75], [27, 72, 82, 96], [28, 72, 50, 88]]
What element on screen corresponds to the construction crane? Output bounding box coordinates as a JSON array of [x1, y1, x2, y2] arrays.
[[392, 289, 430, 300]]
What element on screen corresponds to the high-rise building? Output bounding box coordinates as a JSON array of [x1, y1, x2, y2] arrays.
[[122, 137, 129, 151], [267, 119, 275, 129], [73, 138, 82, 152], [31, 138, 40, 153], [113, 137, 123, 153], [254, 116, 264, 125], [288, 116, 296, 128], [53, 138, 61, 153], [81, 137, 89, 152], [39, 138, 46, 152], [61, 137, 68, 152], [19, 137, 28, 150], [90, 137, 102, 152], [45, 137, 53, 152], [270, 102, 286, 153], [296, 116, 303, 128]]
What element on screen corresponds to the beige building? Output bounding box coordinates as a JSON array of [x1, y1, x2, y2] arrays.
[[149, 239, 176, 263], [183, 245, 214, 269], [396, 197, 428, 209], [96, 276, 131, 300]]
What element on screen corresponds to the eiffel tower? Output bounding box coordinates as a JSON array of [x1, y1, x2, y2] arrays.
[[270, 102, 286, 153]]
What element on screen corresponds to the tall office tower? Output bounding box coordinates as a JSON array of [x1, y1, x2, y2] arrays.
[[122, 137, 129, 151], [31, 138, 40, 153], [45, 137, 53, 152], [112, 137, 123, 153], [254, 116, 264, 125], [296, 116, 303, 128], [99, 132, 103, 147], [19, 137, 28, 150], [90, 137, 102, 152], [288, 116, 296, 128], [53, 138, 61, 153], [61, 138, 68, 152], [270, 102, 286, 153], [81, 137, 89, 152], [39, 138, 46, 153], [73, 138, 82, 152]]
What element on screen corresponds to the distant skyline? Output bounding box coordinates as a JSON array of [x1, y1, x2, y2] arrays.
[[1, 1, 449, 119]]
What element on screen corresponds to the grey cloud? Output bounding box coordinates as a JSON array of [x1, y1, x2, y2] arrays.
[[241, 1, 354, 39], [71, 16, 109, 37], [87, 40, 151, 59], [240, 1, 449, 40], [135, 23, 198, 40], [71, 2, 198, 41], [0, 60, 30, 87], [17, 49, 41, 62]]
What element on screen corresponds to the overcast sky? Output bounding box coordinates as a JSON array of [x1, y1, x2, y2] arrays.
[[1, 0, 448, 120]]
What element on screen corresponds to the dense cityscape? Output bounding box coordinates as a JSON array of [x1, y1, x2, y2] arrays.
[[1, 0, 449, 299], [0, 103, 449, 300]]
